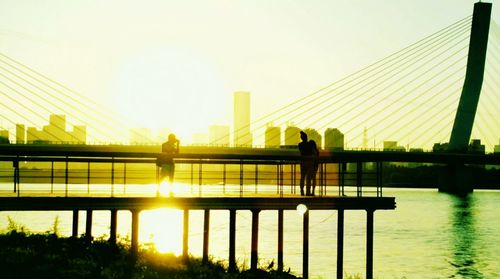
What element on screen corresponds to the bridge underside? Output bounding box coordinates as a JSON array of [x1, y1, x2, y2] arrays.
[[0, 196, 396, 211]]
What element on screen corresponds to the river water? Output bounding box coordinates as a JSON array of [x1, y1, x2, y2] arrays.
[[1, 187, 499, 279]]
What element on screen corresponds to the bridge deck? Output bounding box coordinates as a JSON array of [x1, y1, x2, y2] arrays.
[[0, 196, 396, 211]]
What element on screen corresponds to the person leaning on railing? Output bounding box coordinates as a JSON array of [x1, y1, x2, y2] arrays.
[[157, 133, 180, 184]]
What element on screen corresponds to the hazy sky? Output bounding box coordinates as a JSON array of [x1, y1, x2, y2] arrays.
[[0, 0, 498, 144]]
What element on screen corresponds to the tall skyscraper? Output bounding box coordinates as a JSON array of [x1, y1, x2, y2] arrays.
[[233, 91, 252, 146], [265, 125, 281, 147], [16, 124, 25, 144], [0, 129, 9, 143], [284, 126, 301, 146], [25, 114, 86, 144], [324, 128, 344, 150], [44, 114, 67, 142]]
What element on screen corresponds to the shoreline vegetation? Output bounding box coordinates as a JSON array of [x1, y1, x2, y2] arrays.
[[0, 219, 299, 279]]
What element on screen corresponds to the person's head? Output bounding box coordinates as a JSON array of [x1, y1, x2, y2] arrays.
[[300, 131, 308, 142], [168, 133, 177, 142]]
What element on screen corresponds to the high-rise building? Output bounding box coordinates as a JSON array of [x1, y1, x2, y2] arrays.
[[209, 125, 230, 146], [324, 128, 344, 150], [71, 125, 86, 144], [16, 124, 25, 144], [303, 128, 322, 149], [44, 114, 67, 142], [25, 114, 86, 144], [234, 91, 252, 146], [494, 139, 500, 153], [284, 126, 301, 146], [0, 129, 9, 143], [27, 127, 43, 143], [265, 125, 281, 147]]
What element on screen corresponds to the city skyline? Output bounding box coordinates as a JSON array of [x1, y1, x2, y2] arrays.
[[0, 1, 498, 150]]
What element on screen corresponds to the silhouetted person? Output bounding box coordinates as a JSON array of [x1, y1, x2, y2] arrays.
[[298, 131, 316, 196], [158, 133, 180, 184], [309, 139, 319, 196]]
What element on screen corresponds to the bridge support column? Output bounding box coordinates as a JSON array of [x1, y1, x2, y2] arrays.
[[85, 210, 92, 242], [439, 164, 474, 194], [448, 2, 492, 151], [109, 209, 117, 244], [229, 209, 237, 271], [183, 209, 189, 261], [250, 209, 260, 270], [278, 209, 284, 272], [202, 209, 210, 263], [337, 209, 344, 279], [366, 209, 374, 279], [303, 209, 309, 279], [72, 210, 79, 237], [131, 210, 140, 255]]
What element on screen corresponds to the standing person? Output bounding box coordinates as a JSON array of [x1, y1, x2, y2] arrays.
[[158, 133, 180, 185], [298, 131, 314, 196]]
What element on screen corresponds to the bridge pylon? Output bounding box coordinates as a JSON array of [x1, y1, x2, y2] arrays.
[[441, 2, 492, 194], [448, 2, 492, 151]]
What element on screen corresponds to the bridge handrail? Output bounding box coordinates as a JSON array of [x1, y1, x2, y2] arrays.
[[0, 146, 498, 164]]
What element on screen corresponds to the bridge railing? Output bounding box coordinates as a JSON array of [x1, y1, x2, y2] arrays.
[[0, 151, 384, 198]]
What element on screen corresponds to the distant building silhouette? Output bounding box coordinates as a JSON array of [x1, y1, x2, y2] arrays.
[[468, 139, 485, 154], [16, 124, 25, 144], [494, 140, 500, 153], [129, 128, 152, 144], [303, 128, 322, 149], [324, 128, 344, 150], [26, 114, 86, 144], [209, 125, 230, 146], [234, 91, 252, 147], [265, 125, 281, 148], [0, 129, 9, 144], [284, 126, 301, 146], [433, 142, 449, 152], [383, 141, 405, 151]]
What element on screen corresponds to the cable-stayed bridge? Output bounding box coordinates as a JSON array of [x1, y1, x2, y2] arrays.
[[0, 5, 498, 278], [0, 9, 499, 151], [0, 2, 499, 196]]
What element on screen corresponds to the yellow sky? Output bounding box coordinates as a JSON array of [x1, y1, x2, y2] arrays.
[[0, 0, 498, 148]]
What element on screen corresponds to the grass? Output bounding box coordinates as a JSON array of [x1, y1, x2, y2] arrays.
[[0, 226, 299, 279]]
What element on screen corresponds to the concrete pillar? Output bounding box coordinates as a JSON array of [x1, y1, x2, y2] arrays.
[[229, 209, 237, 271], [250, 209, 260, 269], [110, 209, 117, 244], [202, 209, 210, 263], [131, 210, 140, 254], [72, 210, 79, 237], [183, 209, 189, 261]]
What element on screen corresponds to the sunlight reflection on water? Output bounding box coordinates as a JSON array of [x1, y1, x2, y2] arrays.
[[1, 186, 499, 278]]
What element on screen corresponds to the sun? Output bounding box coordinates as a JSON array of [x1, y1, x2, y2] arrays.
[[110, 46, 230, 143], [140, 208, 184, 254]]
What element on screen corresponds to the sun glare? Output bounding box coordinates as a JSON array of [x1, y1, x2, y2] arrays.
[[157, 181, 190, 197], [110, 47, 230, 143], [140, 208, 184, 254]]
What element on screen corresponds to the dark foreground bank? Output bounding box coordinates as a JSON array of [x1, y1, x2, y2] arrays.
[[0, 230, 298, 279]]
